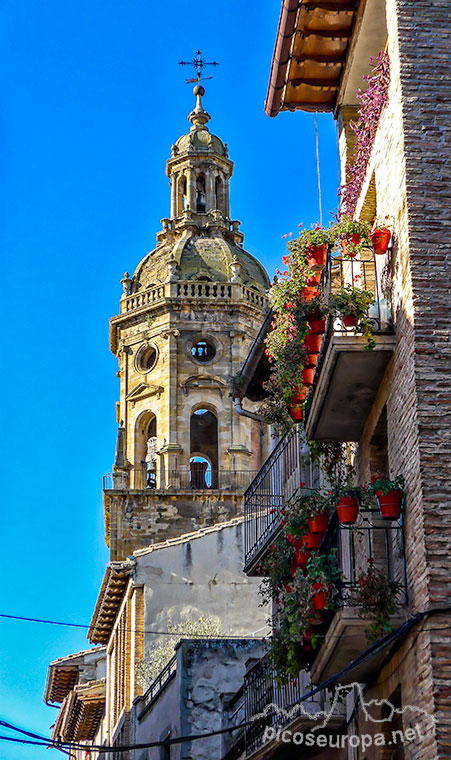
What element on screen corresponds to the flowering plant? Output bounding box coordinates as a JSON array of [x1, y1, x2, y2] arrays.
[[368, 474, 405, 496], [355, 559, 403, 643], [372, 215, 392, 232], [341, 52, 391, 217], [328, 285, 375, 318]]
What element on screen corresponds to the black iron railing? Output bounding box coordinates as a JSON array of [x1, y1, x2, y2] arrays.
[[244, 653, 345, 756], [322, 508, 407, 606], [141, 654, 177, 708], [103, 468, 256, 492], [243, 427, 324, 571], [325, 244, 393, 333]]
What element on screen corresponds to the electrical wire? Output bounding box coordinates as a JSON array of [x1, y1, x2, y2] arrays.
[[314, 112, 322, 226], [1, 608, 449, 755]]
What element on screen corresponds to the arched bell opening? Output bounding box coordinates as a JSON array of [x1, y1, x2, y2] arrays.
[[134, 412, 158, 489], [177, 175, 187, 215], [215, 175, 224, 214], [196, 174, 206, 213], [190, 409, 218, 488]]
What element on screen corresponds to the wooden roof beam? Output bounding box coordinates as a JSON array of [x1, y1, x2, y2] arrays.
[[290, 78, 339, 88], [299, 28, 352, 38], [304, 1, 358, 10]]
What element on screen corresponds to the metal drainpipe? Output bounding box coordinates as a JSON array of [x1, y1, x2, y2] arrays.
[[233, 397, 264, 422]]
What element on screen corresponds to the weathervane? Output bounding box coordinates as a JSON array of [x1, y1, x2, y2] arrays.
[[179, 50, 219, 84]]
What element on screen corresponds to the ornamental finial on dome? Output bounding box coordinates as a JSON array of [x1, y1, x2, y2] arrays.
[[188, 84, 211, 130]]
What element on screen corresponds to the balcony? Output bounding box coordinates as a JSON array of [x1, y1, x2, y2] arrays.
[[243, 653, 346, 759], [309, 508, 407, 685], [103, 467, 256, 493], [243, 427, 324, 574], [305, 245, 396, 442]]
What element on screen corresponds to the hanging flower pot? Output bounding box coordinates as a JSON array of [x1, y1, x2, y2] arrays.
[[287, 534, 303, 550], [306, 271, 321, 287], [302, 367, 315, 387], [306, 352, 318, 367], [306, 243, 327, 271], [307, 315, 326, 335], [288, 404, 303, 423], [302, 532, 323, 550], [343, 314, 358, 328], [376, 489, 403, 519], [336, 496, 359, 525], [283, 580, 293, 594], [295, 546, 310, 568], [304, 333, 323, 353], [308, 511, 329, 534], [291, 386, 307, 405], [303, 625, 316, 644], [370, 228, 391, 255], [312, 582, 327, 611], [340, 233, 361, 258], [301, 286, 320, 302]]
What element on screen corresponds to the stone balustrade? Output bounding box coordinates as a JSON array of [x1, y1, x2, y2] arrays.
[[120, 281, 267, 314]]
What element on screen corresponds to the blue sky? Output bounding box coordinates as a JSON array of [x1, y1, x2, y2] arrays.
[[0, 1, 338, 755]]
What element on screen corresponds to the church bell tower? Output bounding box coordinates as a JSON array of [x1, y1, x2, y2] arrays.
[[104, 85, 270, 561]]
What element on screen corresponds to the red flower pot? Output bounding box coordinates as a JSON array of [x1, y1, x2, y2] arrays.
[[303, 625, 316, 644], [304, 333, 323, 353], [302, 367, 315, 387], [336, 496, 359, 525], [283, 581, 293, 594], [291, 386, 307, 404], [306, 243, 327, 271], [302, 531, 323, 550], [306, 352, 318, 367], [340, 233, 361, 258], [301, 286, 320, 302], [343, 314, 358, 328], [306, 271, 322, 287], [376, 489, 403, 519], [288, 404, 303, 423], [371, 228, 391, 255], [295, 547, 310, 567], [312, 582, 327, 611], [307, 316, 326, 335], [308, 511, 329, 534]]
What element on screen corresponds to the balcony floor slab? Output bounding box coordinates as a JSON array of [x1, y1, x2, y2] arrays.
[[305, 333, 396, 441], [310, 607, 407, 686]]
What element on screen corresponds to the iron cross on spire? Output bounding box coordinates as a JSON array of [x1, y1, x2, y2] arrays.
[[178, 50, 219, 84]]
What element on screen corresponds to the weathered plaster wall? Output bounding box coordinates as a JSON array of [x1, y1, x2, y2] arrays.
[[133, 521, 269, 653]]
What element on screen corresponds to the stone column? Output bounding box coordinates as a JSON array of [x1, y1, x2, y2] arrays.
[[206, 171, 215, 212], [186, 167, 196, 211], [170, 171, 177, 218]]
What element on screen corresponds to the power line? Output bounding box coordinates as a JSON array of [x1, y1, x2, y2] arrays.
[[1, 609, 449, 755]]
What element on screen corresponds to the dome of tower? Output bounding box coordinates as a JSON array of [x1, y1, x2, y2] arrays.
[[131, 234, 270, 294], [174, 129, 227, 157]]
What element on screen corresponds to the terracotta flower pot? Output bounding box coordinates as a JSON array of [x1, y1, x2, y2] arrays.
[[340, 233, 361, 258], [306, 243, 327, 271], [302, 531, 323, 550], [283, 581, 293, 594], [302, 367, 315, 387], [343, 314, 358, 328], [376, 488, 403, 519], [307, 316, 326, 335], [304, 333, 323, 353], [312, 582, 327, 610], [306, 271, 322, 287], [287, 534, 303, 550], [308, 511, 329, 534], [371, 228, 391, 255], [306, 352, 318, 367], [288, 404, 303, 423], [295, 547, 310, 567], [336, 496, 359, 525], [291, 386, 307, 404], [301, 286, 320, 302]]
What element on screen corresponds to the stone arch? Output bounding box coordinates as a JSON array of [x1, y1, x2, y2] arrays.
[[133, 410, 158, 488], [196, 173, 206, 213], [189, 405, 218, 488], [177, 174, 187, 215]]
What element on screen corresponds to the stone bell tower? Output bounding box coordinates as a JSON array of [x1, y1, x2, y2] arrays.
[[104, 85, 270, 561]]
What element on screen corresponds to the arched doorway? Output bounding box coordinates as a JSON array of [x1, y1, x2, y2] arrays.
[[190, 409, 218, 488]]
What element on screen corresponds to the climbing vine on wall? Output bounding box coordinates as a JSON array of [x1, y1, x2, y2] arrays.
[[341, 51, 391, 217]]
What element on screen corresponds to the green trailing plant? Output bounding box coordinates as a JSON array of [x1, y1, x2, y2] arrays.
[[355, 559, 403, 643], [305, 551, 341, 608], [259, 537, 293, 604], [328, 285, 376, 350]]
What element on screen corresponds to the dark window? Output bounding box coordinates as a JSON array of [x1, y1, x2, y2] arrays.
[[191, 340, 216, 363]]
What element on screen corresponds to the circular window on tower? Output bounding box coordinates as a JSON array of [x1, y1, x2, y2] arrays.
[[190, 339, 216, 364], [135, 343, 158, 374]]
